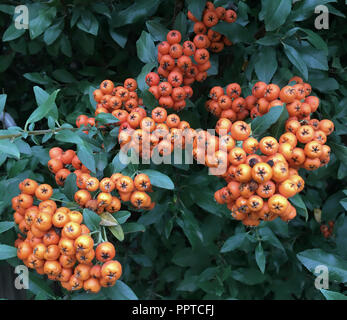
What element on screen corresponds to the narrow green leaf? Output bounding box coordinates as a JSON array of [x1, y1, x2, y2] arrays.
[[83, 208, 101, 232], [297, 249, 347, 283], [289, 194, 308, 221], [251, 105, 284, 138], [122, 222, 145, 234], [220, 233, 246, 253], [146, 20, 169, 42], [0, 139, 20, 159], [95, 113, 119, 125], [212, 21, 252, 44], [25, 89, 60, 127], [103, 280, 138, 300], [136, 31, 156, 64], [186, 0, 206, 21], [0, 94, 7, 115], [63, 173, 77, 201], [320, 289, 347, 300], [2, 24, 26, 42], [29, 7, 57, 40], [173, 12, 187, 38], [139, 169, 174, 190], [255, 243, 266, 273], [109, 224, 125, 242], [0, 244, 17, 260], [137, 62, 156, 92], [283, 43, 308, 80], [262, 0, 292, 31], [255, 46, 277, 83], [0, 221, 14, 234], [77, 145, 96, 173]]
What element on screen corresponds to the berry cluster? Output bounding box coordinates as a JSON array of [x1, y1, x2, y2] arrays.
[[47, 146, 155, 212], [13, 178, 122, 293], [209, 106, 334, 225], [320, 221, 334, 238], [206, 77, 315, 120], [74, 172, 155, 212], [75, 78, 143, 131], [188, 1, 236, 51], [48, 147, 90, 186], [117, 106, 195, 159], [145, 3, 237, 111]]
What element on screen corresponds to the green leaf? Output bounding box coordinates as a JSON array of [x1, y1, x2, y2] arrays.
[[109, 28, 128, 48], [60, 34, 72, 57], [95, 113, 119, 125], [173, 12, 187, 38], [146, 20, 169, 42], [283, 43, 308, 80], [29, 7, 57, 40], [43, 19, 64, 45], [25, 89, 60, 127], [63, 173, 77, 201], [309, 77, 339, 92], [137, 61, 156, 92], [220, 233, 246, 253], [139, 169, 174, 190], [178, 207, 203, 249], [52, 69, 77, 83], [109, 224, 125, 242], [0, 244, 17, 260], [329, 142, 347, 164], [251, 105, 284, 138], [0, 4, 14, 15], [290, 0, 336, 22], [256, 34, 280, 46], [55, 130, 83, 145], [255, 243, 266, 273], [114, 211, 131, 224], [336, 217, 347, 259], [112, 151, 129, 172], [136, 31, 156, 64], [258, 227, 285, 251], [186, 0, 206, 21], [297, 249, 347, 283], [190, 188, 226, 217], [141, 90, 158, 110], [122, 222, 145, 234], [111, 0, 161, 28], [0, 139, 20, 159], [0, 52, 15, 73], [83, 208, 101, 232], [212, 22, 252, 44], [77, 11, 99, 36], [231, 268, 267, 285], [320, 289, 347, 300], [270, 105, 289, 140], [0, 94, 7, 115], [99, 212, 119, 227], [27, 271, 55, 299], [289, 194, 308, 221], [300, 28, 328, 54], [255, 46, 277, 83], [2, 24, 26, 42], [0, 221, 14, 234], [23, 73, 53, 85], [261, 0, 292, 31], [103, 280, 138, 300], [77, 145, 96, 173]]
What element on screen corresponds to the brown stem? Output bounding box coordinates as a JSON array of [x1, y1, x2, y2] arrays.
[[0, 127, 80, 140]]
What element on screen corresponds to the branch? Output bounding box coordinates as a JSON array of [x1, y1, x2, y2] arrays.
[[0, 127, 81, 140]]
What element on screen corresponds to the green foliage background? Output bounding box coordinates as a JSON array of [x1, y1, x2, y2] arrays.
[[0, 0, 347, 300]]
